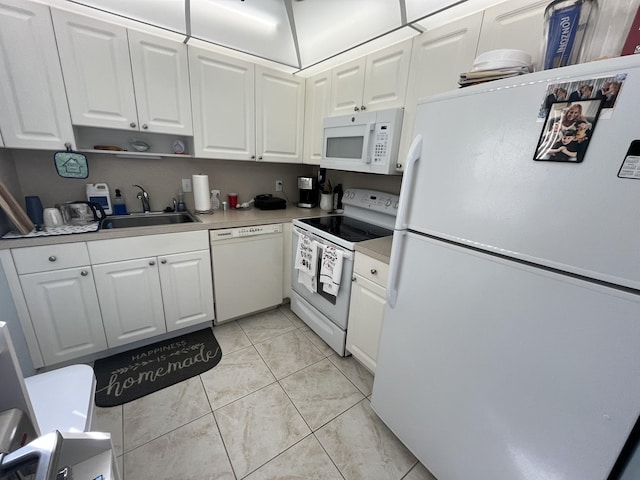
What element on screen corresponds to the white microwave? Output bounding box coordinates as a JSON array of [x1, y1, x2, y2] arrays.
[[321, 107, 403, 175]]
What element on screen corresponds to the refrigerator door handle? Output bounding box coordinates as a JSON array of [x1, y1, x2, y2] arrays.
[[394, 134, 422, 230], [387, 230, 406, 308]]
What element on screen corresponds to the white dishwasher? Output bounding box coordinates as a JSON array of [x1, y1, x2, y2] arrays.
[[210, 224, 283, 323]]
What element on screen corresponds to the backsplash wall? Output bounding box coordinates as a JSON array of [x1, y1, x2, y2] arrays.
[[10, 150, 402, 213]]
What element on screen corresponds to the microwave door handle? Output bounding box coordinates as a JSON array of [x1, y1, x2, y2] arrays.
[[362, 122, 375, 164]]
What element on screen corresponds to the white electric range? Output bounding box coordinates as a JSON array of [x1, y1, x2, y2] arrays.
[[291, 189, 399, 355]]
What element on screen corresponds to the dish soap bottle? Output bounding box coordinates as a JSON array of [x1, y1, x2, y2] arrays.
[[113, 189, 128, 215]]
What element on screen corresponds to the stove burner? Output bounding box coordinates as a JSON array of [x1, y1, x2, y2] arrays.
[[298, 216, 392, 243]]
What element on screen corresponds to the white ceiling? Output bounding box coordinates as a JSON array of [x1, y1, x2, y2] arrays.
[[58, 0, 505, 74]]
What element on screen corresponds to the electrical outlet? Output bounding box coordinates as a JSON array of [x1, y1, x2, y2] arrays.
[[182, 178, 192, 192], [275, 180, 283, 192]]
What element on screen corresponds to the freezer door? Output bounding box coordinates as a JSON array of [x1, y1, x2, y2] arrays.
[[403, 55, 640, 290], [372, 231, 640, 480]]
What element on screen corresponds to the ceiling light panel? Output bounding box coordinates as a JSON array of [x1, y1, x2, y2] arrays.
[[68, 0, 186, 33], [190, 0, 297, 67], [292, 0, 402, 68]]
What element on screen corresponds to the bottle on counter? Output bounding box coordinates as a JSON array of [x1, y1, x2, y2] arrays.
[[177, 192, 187, 212], [112, 189, 128, 215], [333, 184, 344, 211]]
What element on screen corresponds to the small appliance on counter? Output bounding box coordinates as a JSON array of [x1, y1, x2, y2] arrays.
[[254, 194, 286, 210], [297, 176, 317, 208]]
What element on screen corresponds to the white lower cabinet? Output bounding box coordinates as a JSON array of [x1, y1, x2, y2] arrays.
[[19, 266, 107, 365], [92, 257, 166, 348], [89, 232, 214, 348], [346, 253, 389, 373], [11, 242, 107, 366], [9, 231, 214, 366]]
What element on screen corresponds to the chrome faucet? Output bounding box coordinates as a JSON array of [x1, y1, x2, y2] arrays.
[[133, 184, 151, 213]]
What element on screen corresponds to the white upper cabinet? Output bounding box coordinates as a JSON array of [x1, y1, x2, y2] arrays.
[[190, 47, 304, 163], [128, 30, 193, 135], [255, 66, 305, 163], [330, 39, 412, 115], [52, 9, 192, 135], [475, 0, 548, 70], [52, 9, 137, 131], [0, 0, 75, 150], [303, 71, 332, 164], [189, 47, 255, 160]]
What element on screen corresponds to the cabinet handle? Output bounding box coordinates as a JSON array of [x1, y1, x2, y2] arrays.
[[361, 105, 366, 111], [149, 260, 156, 266], [160, 259, 167, 264], [48, 256, 57, 262], [142, 124, 148, 130], [354, 106, 360, 112], [80, 270, 88, 276], [130, 122, 136, 128], [370, 268, 377, 275]]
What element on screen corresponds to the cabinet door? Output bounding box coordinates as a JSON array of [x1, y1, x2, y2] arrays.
[[476, 0, 548, 70], [346, 273, 386, 373], [52, 9, 138, 130], [362, 39, 412, 111], [397, 12, 483, 170], [303, 71, 332, 165], [19, 267, 107, 366], [189, 46, 255, 160], [0, 1, 74, 150], [159, 250, 214, 332], [93, 258, 166, 348], [330, 57, 366, 115], [128, 30, 193, 135], [256, 66, 305, 163]]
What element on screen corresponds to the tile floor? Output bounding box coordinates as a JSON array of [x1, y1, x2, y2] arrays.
[[94, 305, 437, 480]]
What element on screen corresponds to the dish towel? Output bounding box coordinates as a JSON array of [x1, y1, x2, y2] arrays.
[[320, 245, 344, 296], [295, 233, 318, 293]]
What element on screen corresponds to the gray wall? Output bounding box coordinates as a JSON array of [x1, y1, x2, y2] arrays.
[[11, 150, 401, 213]]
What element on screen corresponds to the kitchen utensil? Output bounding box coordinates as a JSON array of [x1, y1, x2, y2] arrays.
[[43, 208, 63, 228], [24, 196, 43, 227], [67, 201, 106, 226], [0, 180, 33, 234], [53, 143, 89, 179]]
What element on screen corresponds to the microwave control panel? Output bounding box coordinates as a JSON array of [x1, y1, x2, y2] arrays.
[[372, 122, 391, 164]]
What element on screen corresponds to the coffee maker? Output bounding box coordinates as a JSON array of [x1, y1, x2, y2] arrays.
[[297, 176, 318, 208]]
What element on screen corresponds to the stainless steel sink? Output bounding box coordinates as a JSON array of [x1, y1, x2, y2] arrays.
[[100, 212, 200, 229]]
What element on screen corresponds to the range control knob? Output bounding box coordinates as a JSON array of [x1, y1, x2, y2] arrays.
[[385, 199, 392, 207]]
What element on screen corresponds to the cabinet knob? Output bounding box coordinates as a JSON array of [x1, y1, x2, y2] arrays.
[[352, 276, 356, 282], [370, 268, 377, 275], [396, 163, 402, 169], [251, 155, 256, 159], [142, 124, 148, 130], [130, 122, 137, 128], [258, 156, 263, 160], [80, 270, 88, 276], [354, 106, 360, 112], [48, 256, 57, 262], [160, 259, 167, 264], [149, 260, 156, 266], [361, 105, 366, 111]]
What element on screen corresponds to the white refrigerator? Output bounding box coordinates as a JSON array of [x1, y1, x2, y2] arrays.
[[371, 54, 640, 480]]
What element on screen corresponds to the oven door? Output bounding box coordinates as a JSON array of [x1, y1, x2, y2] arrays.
[[291, 226, 354, 330]]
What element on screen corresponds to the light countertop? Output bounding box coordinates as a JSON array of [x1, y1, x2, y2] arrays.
[[355, 236, 393, 264], [0, 206, 329, 249]]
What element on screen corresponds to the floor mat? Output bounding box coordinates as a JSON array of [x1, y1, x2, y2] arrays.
[[94, 327, 222, 407]]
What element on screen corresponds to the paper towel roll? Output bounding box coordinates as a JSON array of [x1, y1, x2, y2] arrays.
[[192, 174, 211, 212]]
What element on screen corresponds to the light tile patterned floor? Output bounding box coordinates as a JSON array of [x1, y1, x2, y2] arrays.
[[94, 305, 437, 480]]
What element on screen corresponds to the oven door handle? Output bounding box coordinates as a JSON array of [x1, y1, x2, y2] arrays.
[[293, 227, 353, 260]]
